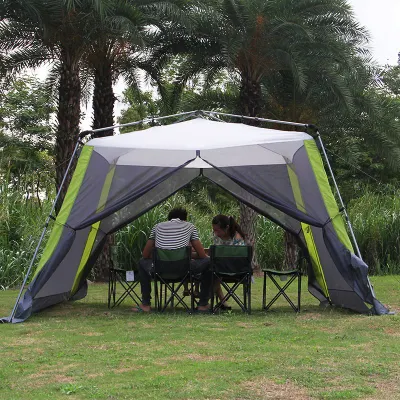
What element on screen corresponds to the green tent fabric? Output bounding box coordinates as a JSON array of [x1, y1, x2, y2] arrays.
[[4, 116, 388, 322]]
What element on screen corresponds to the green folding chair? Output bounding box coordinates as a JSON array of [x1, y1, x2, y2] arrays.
[[210, 245, 253, 314], [153, 246, 193, 313]]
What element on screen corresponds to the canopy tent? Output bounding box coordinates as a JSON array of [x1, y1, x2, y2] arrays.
[[3, 113, 388, 322]]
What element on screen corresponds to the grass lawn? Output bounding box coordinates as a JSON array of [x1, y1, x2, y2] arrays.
[[0, 275, 399, 400]]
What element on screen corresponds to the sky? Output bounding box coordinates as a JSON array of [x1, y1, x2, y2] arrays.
[[349, 0, 400, 65], [34, 0, 400, 130]]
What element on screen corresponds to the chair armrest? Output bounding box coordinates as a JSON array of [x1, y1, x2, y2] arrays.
[[262, 269, 301, 275]]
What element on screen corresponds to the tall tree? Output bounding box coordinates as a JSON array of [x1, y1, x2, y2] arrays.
[[150, 0, 369, 267], [0, 0, 112, 211]]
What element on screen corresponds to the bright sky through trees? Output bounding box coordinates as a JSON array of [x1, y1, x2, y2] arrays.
[[32, 0, 400, 129]]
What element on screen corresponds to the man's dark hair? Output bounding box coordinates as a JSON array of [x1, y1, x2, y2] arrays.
[[168, 207, 188, 221]]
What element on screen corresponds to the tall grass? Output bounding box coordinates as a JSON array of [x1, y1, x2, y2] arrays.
[[349, 190, 400, 275], [0, 174, 52, 289], [256, 217, 285, 270]]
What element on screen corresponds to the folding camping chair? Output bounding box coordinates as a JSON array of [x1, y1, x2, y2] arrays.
[[262, 256, 303, 313], [153, 246, 193, 313], [210, 245, 253, 314], [108, 245, 141, 308]]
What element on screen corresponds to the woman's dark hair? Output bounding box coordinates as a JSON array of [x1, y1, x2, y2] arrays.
[[168, 207, 188, 221], [212, 214, 245, 239]]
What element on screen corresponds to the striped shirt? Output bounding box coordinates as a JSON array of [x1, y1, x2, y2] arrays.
[[149, 219, 200, 249]]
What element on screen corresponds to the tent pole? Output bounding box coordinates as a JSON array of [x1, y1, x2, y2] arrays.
[[315, 133, 361, 257], [203, 110, 308, 129], [89, 110, 197, 134], [8, 140, 82, 323], [87, 110, 308, 136]]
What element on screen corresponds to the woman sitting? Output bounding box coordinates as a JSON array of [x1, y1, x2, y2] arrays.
[[212, 214, 246, 246], [211, 214, 246, 310]]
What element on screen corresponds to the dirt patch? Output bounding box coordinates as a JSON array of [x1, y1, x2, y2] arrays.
[[384, 328, 400, 337], [87, 344, 110, 350], [158, 369, 178, 376], [54, 375, 75, 384], [169, 353, 234, 362], [28, 363, 77, 380], [236, 322, 255, 328], [385, 305, 400, 313], [113, 366, 144, 374], [81, 332, 103, 337], [33, 347, 45, 354], [364, 377, 400, 400], [126, 322, 156, 329], [193, 341, 209, 347], [315, 326, 338, 333], [350, 343, 374, 351], [86, 373, 105, 379], [153, 360, 169, 367], [240, 377, 311, 399], [27, 371, 76, 388], [9, 337, 39, 346], [297, 313, 323, 321]]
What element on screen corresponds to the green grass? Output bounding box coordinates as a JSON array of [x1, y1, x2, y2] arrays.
[[0, 276, 399, 399], [348, 190, 400, 275]]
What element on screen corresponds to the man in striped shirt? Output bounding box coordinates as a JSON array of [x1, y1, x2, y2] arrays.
[[134, 207, 211, 313]]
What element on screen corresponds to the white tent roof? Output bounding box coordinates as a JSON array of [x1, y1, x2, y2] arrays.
[[88, 118, 312, 149], [87, 118, 313, 167]]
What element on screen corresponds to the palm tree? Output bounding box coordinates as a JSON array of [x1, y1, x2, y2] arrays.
[[149, 0, 369, 267], [86, 0, 189, 137]]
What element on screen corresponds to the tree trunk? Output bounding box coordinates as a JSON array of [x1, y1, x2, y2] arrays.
[[55, 49, 81, 214], [92, 59, 115, 281], [284, 231, 297, 269], [239, 74, 263, 119], [92, 60, 115, 136], [239, 75, 262, 271]]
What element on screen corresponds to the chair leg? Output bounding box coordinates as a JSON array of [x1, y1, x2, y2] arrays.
[[248, 275, 251, 315], [108, 270, 112, 308], [298, 273, 301, 313], [154, 278, 160, 312], [190, 274, 194, 312], [262, 271, 267, 309], [211, 273, 215, 314]]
